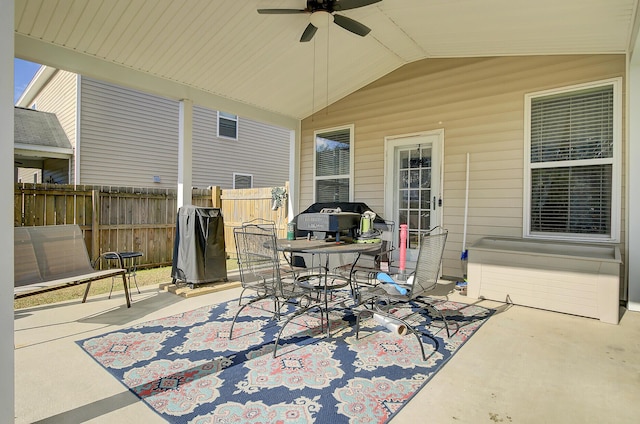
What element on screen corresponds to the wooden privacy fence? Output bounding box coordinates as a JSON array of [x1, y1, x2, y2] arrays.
[[214, 183, 290, 255], [15, 183, 288, 268]]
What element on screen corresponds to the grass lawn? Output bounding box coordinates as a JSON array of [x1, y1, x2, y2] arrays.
[[14, 258, 238, 310]]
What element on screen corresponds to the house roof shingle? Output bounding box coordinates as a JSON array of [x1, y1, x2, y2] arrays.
[[14, 107, 72, 151]]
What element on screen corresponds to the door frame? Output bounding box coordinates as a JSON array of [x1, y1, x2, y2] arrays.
[[383, 129, 445, 262]]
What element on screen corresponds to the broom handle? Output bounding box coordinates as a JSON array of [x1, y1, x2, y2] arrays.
[[462, 152, 470, 253]]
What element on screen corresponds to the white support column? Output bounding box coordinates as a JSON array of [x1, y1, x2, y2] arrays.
[[178, 99, 193, 209], [1, 0, 15, 420], [628, 48, 640, 311]]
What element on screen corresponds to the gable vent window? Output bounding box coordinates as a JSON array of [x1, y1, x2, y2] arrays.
[[233, 173, 253, 189], [218, 111, 238, 140], [524, 79, 621, 242]]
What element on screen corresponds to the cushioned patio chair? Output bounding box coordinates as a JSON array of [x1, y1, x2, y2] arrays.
[[355, 226, 450, 360]]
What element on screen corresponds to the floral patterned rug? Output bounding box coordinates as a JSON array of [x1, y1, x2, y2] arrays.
[[78, 295, 493, 423]]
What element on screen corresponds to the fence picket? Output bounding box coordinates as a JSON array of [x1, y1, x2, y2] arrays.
[[15, 182, 289, 269]]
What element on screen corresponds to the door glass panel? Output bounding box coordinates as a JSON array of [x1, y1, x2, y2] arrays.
[[409, 170, 419, 188], [399, 210, 407, 226], [400, 150, 410, 168], [397, 145, 433, 249], [400, 170, 409, 189], [408, 231, 420, 249], [400, 190, 409, 209]]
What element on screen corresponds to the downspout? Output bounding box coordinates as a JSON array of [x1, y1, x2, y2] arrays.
[[288, 121, 302, 220]]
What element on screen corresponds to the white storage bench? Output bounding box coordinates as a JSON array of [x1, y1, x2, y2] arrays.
[[467, 237, 622, 324]]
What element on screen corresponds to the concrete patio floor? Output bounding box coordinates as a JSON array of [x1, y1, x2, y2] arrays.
[[14, 280, 640, 424]]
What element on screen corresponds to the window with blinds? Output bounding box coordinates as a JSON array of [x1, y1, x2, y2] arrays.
[[525, 80, 620, 241], [218, 111, 238, 139], [314, 125, 353, 202]]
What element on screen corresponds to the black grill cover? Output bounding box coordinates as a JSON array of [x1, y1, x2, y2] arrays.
[[171, 206, 227, 286]]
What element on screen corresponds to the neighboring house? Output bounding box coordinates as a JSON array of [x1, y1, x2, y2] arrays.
[[14, 106, 73, 183], [299, 55, 627, 287], [16, 67, 290, 189]]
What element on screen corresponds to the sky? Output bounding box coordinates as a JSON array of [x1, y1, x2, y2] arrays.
[[14, 58, 42, 104]]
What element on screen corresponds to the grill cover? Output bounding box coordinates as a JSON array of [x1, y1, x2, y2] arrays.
[[171, 206, 227, 286]]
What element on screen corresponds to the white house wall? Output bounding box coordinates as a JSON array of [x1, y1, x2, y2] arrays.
[[300, 55, 626, 279]]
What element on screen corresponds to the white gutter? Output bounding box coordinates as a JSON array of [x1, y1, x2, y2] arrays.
[[14, 144, 74, 159]]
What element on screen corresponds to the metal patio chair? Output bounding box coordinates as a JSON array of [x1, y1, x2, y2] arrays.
[[229, 223, 303, 339], [236, 218, 278, 306], [334, 219, 395, 299], [355, 226, 450, 360]]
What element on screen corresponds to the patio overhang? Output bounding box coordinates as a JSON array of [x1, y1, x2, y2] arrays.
[[5, 0, 640, 421]]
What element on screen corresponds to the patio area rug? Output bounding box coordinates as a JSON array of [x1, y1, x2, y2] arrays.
[[78, 296, 493, 423]]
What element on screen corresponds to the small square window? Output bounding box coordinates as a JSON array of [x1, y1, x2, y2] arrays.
[[218, 111, 238, 139], [233, 173, 253, 189]]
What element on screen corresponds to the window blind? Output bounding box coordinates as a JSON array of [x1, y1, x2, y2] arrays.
[[531, 86, 613, 163], [218, 112, 237, 139], [315, 129, 350, 177], [529, 84, 614, 236]]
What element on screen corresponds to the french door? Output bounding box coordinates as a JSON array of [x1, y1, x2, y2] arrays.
[[384, 131, 443, 263]]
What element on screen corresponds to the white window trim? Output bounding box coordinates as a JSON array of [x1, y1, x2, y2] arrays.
[[233, 172, 253, 189], [313, 124, 355, 202], [523, 78, 622, 243], [217, 111, 238, 140]]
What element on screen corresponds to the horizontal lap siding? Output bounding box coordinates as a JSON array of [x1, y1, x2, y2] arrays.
[[192, 107, 290, 189], [300, 55, 625, 278], [79, 78, 179, 188], [80, 79, 289, 190]]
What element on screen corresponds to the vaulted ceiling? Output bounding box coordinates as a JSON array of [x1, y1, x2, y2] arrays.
[[14, 0, 640, 126]]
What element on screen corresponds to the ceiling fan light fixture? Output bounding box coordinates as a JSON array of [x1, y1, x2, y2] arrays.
[[310, 11, 334, 28]]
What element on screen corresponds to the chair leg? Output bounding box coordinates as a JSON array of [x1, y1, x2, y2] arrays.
[[229, 294, 271, 340], [418, 299, 452, 338], [238, 288, 247, 306], [273, 302, 325, 358]]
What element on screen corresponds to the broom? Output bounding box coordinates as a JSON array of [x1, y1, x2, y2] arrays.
[[456, 153, 470, 292]]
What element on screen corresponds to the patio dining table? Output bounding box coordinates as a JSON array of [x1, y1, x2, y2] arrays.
[[276, 237, 381, 295], [272, 238, 381, 356]]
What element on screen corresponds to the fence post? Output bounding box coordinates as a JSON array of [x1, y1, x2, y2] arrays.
[[91, 189, 100, 260], [211, 186, 222, 208]]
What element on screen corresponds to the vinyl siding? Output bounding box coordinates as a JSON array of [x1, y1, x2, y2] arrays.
[[300, 55, 626, 278], [79, 78, 179, 187], [79, 79, 289, 189], [27, 69, 77, 181], [192, 106, 290, 189]]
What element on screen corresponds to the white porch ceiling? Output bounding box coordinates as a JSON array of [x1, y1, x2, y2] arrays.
[[14, 0, 640, 123]]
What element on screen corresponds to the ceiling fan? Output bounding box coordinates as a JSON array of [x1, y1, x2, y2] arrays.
[[258, 0, 382, 42]]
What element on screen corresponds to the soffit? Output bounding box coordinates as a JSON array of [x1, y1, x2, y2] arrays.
[[14, 0, 639, 121]]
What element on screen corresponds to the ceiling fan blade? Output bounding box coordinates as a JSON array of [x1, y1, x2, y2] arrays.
[[334, 0, 382, 11], [257, 9, 306, 14], [300, 23, 318, 42], [333, 14, 371, 37]]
